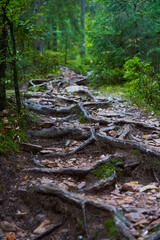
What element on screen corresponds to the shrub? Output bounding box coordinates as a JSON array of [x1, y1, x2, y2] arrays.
[[90, 67, 124, 87], [124, 57, 160, 110], [123, 57, 153, 81]]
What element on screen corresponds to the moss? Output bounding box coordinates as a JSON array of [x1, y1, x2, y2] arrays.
[[28, 85, 47, 92], [153, 159, 160, 167], [133, 150, 141, 162], [133, 150, 141, 157], [104, 219, 127, 239], [91, 158, 123, 180]]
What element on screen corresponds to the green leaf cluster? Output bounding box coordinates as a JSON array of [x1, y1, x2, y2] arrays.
[[124, 58, 160, 111]]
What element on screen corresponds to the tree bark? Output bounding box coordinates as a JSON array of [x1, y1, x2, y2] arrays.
[[9, 21, 21, 113], [0, 13, 7, 111], [80, 0, 86, 57]]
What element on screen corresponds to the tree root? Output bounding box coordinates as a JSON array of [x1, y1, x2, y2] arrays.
[[77, 171, 116, 193], [23, 99, 77, 115], [23, 155, 123, 175], [75, 89, 99, 102], [29, 126, 89, 140], [43, 126, 97, 157], [97, 133, 160, 158], [21, 182, 134, 240]]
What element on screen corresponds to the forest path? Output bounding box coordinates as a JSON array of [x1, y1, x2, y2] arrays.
[[1, 68, 160, 240]]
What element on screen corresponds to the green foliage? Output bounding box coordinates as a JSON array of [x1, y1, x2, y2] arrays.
[[88, 0, 160, 89], [100, 85, 127, 97], [33, 50, 64, 76], [90, 67, 124, 87], [28, 85, 47, 92], [0, 111, 27, 155], [91, 158, 123, 180], [104, 219, 120, 237], [124, 58, 160, 111], [123, 57, 153, 81]]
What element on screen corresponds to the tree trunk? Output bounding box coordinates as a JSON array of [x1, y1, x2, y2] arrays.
[[33, 0, 44, 52], [65, 33, 68, 64], [0, 14, 7, 111], [53, 20, 57, 52], [80, 0, 86, 57], [9, 21, 21, 112]]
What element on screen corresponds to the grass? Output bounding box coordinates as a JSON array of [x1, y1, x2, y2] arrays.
[[99, 85, 127, 98]]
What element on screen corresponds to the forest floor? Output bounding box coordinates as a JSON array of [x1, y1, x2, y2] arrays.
[[0, 68, 160, 240]]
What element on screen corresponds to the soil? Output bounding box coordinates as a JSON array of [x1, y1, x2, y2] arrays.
[[0, 67, 160, 240]]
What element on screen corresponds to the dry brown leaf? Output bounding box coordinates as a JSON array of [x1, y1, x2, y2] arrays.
[[6, 233, 16, 240], [24, 175, 29, 180], [134, 219, 148, 228]]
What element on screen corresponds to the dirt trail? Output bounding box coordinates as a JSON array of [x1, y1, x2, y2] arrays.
[[0, 67, 160, 240]]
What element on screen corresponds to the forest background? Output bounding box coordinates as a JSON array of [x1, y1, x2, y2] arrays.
[[0, 0, 160, 114]]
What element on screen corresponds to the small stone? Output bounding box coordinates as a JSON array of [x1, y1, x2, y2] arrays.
[[35, 214, 47, 223], [78, 235, 83, 240], [156, 193, 160, 199], [0, 221, 17, 232], [151, 189, 156, 193]]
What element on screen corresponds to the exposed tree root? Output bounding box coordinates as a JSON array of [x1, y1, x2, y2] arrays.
[[43, 126, 97, 157], [23, 99, 76, 115], [20, 68, 160, 239], [21, 182, 134, 240], [75, 89, 99, 102], [77, 171, 116, 193], [97, 133, 160, 157], [29, 79, 49, 87], [24, 155, 123, 175], [29, 126, 89, 140]]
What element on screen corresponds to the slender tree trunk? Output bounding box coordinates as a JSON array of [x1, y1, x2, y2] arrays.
[[53, 20, 57, 51], [9, 21, 21, 112], [65, 33, 68, 64], [80, 0, 86, 57], [0, 14, 7, 111], [33, 0, 44, 52]]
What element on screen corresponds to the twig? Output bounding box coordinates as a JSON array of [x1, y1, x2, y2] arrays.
[[32, 221, 63, 240]]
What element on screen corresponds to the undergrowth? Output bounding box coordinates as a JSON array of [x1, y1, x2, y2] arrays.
[[91, 158, 123, 180], [0, 106, 32, 155]]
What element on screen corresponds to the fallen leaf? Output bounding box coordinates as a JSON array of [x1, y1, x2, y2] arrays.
[[6, 233, 16, 240], [130, 181, 139, 184], [134, 219, 148, 227], [150, 218, 160, 226], [24, 175, 29, 180], [34, 220, 51, 234]]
